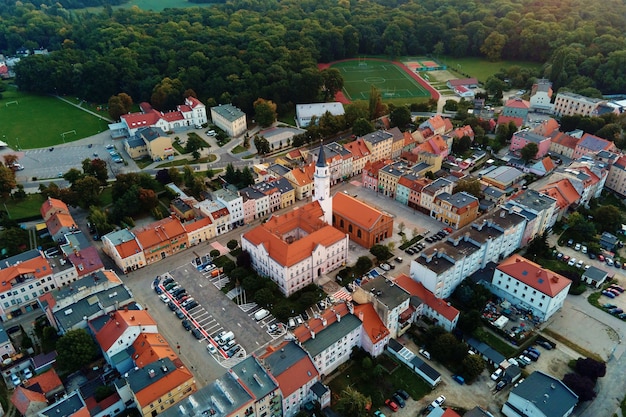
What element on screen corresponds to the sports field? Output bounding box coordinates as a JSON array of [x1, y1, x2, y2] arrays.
[[331, 60, 431, 101]]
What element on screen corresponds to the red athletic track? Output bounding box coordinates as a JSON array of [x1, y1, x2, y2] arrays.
[[318, 58, 440, 104]]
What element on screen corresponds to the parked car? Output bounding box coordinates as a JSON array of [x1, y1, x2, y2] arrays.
[[574, 243, 581, 251], [392, 394, 405, 408], [582, 245, 588, 254], [227, 345, 241, 358], [405, 248, 415, 254], [374, 411, 386, 417], [589, 253, 597, 260], [182, 319, 193, 331], [611, 285, 625, 293], [167, 301, 177, 310], [418, 349, 431, 360], [395, 389, 410, 400], [207, 343, 217, 355], [184, 300, 199, 310], [518, 355, 531, 365], [527, 347, 541, 357], [431, 395, 446, 408], [175, 309, 186, 319], [384, 399, 399, 412], [603, 303, 617, 309], [602, 290, 616, 298], [567, 239, 574, 246], [23, 369, 33, 379], [616, 261, 622, 269], [191, 328, 204, 339], [537, 340, 554, 350], [598, 254, 605, 262], [380, 263, 391, 271], [490, 368, 503, 380], [607, 258, 615, 266], [159, 294, 169, 303], [556, 252, 563, 259], [10, 374, 21, 386], [452, 375, 465, 384], [576, 260, 584, 269], [495, 380, 507, 391], [562, 255, 570, 262]]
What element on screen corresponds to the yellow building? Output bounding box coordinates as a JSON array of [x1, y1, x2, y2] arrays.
[[431, 191, 480, 229], [124, 127, 175, 162]]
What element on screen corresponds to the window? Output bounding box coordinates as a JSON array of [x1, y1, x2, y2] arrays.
[[348, 225, 352, 233], [357, 230, 362, 238]]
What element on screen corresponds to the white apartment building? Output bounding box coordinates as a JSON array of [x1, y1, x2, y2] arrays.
[[553, 92, 604, 117], [501, 190, 557, 246], [410, 209, 526, 298], [213, 188, 244, 228]]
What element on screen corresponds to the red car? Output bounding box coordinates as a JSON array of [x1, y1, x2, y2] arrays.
[[385, 399, 399, 412], [598, 255, 605, 262], [562, 255, 570, 262]]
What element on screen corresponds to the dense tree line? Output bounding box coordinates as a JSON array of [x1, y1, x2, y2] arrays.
[[5, 0, 626, 112]]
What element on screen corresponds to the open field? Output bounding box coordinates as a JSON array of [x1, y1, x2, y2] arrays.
[[331, 60, 431, 101], [438, 56, 542, 82], [0, 88, 108, 149]]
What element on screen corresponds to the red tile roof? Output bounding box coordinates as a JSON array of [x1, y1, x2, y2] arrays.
[[260, 342, 318, 397], [448, 78, 478, 87], [504, 98, 530, 109], [0, 255, 52, 293], [294, 303, 349, 343], [353, 303, 389, 344], [183, 217, 213, 232], [45, 212, 76, 236], [40, 197, 69, 219], [344, 138, 371, 160], [84, 392, 121, 414], [532, 118, 559, 136], [288, 163, 315, 186], [134, 217, 186, 249], [116, 238, 142, 259], [450, 125, 474, 139], [539, 157, 555, 173], [24, 368, 63, 395], [134, 367, 194, 407], [394, 274, 460, 321], [497, 115, 523, 128], [95, 310, 157, 351], [242, 202, 346, 267], [539, 179, 580, 209], [497, 254, 571, 297], [132, 333, 181, 368], [67, 246, 104, 277], [550, 131, 580, 149], [11, 386, 47, 415], [332, 192, 389, 230]]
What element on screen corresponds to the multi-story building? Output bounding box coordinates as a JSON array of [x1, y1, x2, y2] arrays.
[[284, 164, 315, 201], [553, 92, 604, 117], [550, 163, 604, 206], [343, 138, 371, 176], [605, 154, 626, 197], [296, 102, 344, 128], [529, 79, 554, 113], [352, 303, 391, 357], [572, 133, 616, 159], [431, 191, 480, 229], [332, 192, 394, 249], [418, 114, 453, 136], [269, 177, 296, 209], [184, 217, 215, 246], [410, 209, 526, 298], [307, 142, 353, 184], [124, 127, 175, 162], [549, 131, 580, 159], [210, 104, 247, 137], [502, 371, 578, 417], [361, 159, 393, 193], [93, 310, 158, 364], [419, 178, 453, 214], [134, 217, 188, 266], [395, 173, 421, 207], [491, 255, 571, 322], [501, 190, 557, 246], [240, 186, 269, 223], [102, 229, 146, 273], [502, 98, 531, 121], [0, 323, 15, 360], [45, 211, 77, 241], [479, 166, 524, 191], [362, 130, 394, 162], [538, 179, 581, 223], [40, 197, 70, 222], [377, 161, 410, 198], [194, 199, 231, 235], [354, 276, 411, 338], [214, 188, 244, 228], [389, 127, 406, 159], [509, 130, 552, 159]]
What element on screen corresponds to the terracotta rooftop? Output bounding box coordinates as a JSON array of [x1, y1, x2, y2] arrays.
[[0, 255, 52, 292], [11, 386, 47, 415], [497, 254, 571, 297], [394, 274, 459, 321], [131, 333, 181, 368], [46, 212, 77, 236], [134, 216, 186, 249], [40, 197, 69, 219], [550, 131, 580, 149], [24, 368, 63, 395], [333, 192, 389, 229], [353, 303, 389, 344], [95, 309, 157, 352], [259, 341, 318, 397]]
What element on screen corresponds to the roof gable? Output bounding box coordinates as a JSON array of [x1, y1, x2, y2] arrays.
[[497, 255, 571, 296]]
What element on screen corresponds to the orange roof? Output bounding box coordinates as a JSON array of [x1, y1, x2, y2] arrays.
[[344, 138, 371, 160], [443, 118, 453, 132], [11, 386, 47, 415], [539, 157, 555, 172], [183, 217, 213, 232], [504, 98, 530, 109], [95, 310, 157, 351], [294, 302, 349, 343], [394, 274, 460, 321], [402, 131, 415, 146], [71, 407, 90, 417], [539, 179, 580, 208], [397, 176, 414, 188], [353, 303, 389, 344], [40, 197, 69, 219], [363, 159, 393, 177], [288, 163, 315, 186], [46, 212, 77, 236], [24, 368, 63, 394], [550, 131, 580, 149], [116, 239, 142, 259], [0, 255, 52, 293], [102, 270, 123, 284], [533, 118, 559, 136], [428, 114, 446, 131], [333, 192, 390, 230], [132, 333, 181, 368], [497, 254, 571, 297], [497, 115, 523, 128], [260, 341, 318, 397], [134, 367, 194, 407], [450, 125, 474, 139], [243, 202, 346, 267], [428, 135, 449, 153], [39, 292, 56, 309], [442, 409, 462, 417], [134, 217, 186, 249]]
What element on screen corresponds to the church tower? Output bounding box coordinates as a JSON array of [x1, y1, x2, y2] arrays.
[[313, 143, 333, 225]]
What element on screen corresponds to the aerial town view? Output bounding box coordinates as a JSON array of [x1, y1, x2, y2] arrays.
[[1, 1, 626, 417]]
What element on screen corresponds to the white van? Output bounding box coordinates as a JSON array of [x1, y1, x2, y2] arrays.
[[218, 331, 235, 345], [254, 309, 270, 321]]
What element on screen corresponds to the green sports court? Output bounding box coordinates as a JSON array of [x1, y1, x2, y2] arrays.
[[331, 59, 432, 101]]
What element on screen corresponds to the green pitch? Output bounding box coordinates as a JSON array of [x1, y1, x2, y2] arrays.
[[331, 60, 431, 101]]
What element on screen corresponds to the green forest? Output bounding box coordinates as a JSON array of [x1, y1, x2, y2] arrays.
[[4, 0, 626, 115]]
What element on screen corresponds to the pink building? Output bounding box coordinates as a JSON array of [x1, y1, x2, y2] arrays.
[[509, 129, 552, 159], [572, 133, 617, 159]]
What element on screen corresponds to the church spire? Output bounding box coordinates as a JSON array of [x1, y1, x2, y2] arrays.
[[316, 142, 327, 167]]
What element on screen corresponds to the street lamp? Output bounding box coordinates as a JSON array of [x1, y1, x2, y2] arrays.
[[15, 137, 20, 150]]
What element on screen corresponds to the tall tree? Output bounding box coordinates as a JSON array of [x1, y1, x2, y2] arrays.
[[390, 106, 411, 128], [56, 329, 99, 373], [0, 165, 16, 198], [520, 142, 539, 162], [151, 77, 184, 111], [320, 68, 344, 101], [336, 387, 370, 417], [253, 98, 277, 127], [368, 85, 386, 120]]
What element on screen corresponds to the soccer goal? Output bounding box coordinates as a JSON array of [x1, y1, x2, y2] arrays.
[[5, 100, 18, 107], [61, 130, 77, 140]]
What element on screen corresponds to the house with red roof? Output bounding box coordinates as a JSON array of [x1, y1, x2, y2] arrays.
[[101, 229, 146, 274], [11, 386, 48, 415], [538, 179, 581, 223], [493, 255, 571, 321], [446, 78, 479, 89], [549, 131, 580, 159], [572, 133, 617, 159], [40, 197, 70, 222], [496, 115, 523, 131], [45, 212, 77, 241], [284, 163, 315, 201], [22, 368, 64, 400], [133, 216, 188, 266], [502, 98, 531, 120], [259, 341, 327, 417], [510, 129, 552, 159], [418, 115, 454, 136], [353, 303, 391, 356], [361, 159, 393, 192], [394, 274, 460, 331], [528, 156, 556, 177], [532, 118, 559, 137], [412, 134, 450, 158], [343, 137, 371, 176]]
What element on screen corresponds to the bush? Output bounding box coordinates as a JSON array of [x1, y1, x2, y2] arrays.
[[210, 249, 220, 258]]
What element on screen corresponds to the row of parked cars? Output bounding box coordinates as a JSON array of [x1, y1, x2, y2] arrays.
[[602, 284, 625, 299], [565, 239, 623, 268], [383, 389, 411, 412], [424, 228, 452, 244], [602, 303, 626, 319]]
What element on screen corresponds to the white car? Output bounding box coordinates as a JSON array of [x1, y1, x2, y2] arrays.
[[206, 343, 217, 355], [581, 245, 588, 254], [431, 395, 446, 407], [379, 263, 391, 271], [10, 374, 21, 386], [568, 258, 576, 267], [23, 369, 33, 379], [490, 368, 503, 381], [159, 294, 169, 303], [576, 260, 584, 269], [574, 243, 581, 251]]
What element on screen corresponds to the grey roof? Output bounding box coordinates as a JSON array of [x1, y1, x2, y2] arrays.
[[171, 198, 193, 213], [161, 370, 253, 417], [60, 231, 90, 255], [3, 249, 41, 265], [296, 102, 345, 119], [435, 191, 478, 208], [52, 270, 116, 302], [387, 127, 404, 142], [31, 351, 57, 369], [466, 337, 505, 364], [211, 104, 246, 122], [303, 314, 362, 357], [583, 266, 608, 281], [0, 323, 9, 345], [230, 355, 278, 400], [579, 133, 609, 152], [480, 165, 524, 185], [240, 186, 266, 201], [268, 163, 291, 177], [268, 177, 294, 194], [422, 178, 453, 195], [464, 406, 494, 417], [507, 189, 556, 212], [316, 143, 327, 167], [126, 136, 145, 148], [362, 130, 393, 145], [54, 284, 132, 330], [39, 390, 85, 417], [484, 186, 505, 198], [600, 232, 618, 246], [262, 340, 308, 377], [310, 381, 328, 397], [409, 355, 441, 381], [359, 276, 410, 309], [509, 371, 577, 416], [381, 161, 408, 177], [103, 229, 136, 246], [126, 357, 177, 393], [137, 126, 166, 142], [213, 187, 241, 202]]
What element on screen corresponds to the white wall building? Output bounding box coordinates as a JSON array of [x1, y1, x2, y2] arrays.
[[296, 102, 345, 128], [214, 188, 244, 228]]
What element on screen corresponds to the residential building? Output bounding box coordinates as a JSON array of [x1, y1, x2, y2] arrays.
[[134, 217, 188, 266], [496, 115, 523, 131], [501, 189, 557, 246], [572, 133, 616, 159], [194, 199, 231, 235], [11, 386, 48, 416], [259, 341, 324, 417], [412, 134, 450, 159], [509, 130, 551, 159], [169, 198, 195, 221], [240, 186, 270, 223], [388, 127, 405, 158], [332, 192, 393, 248], [394, 274, 460, 331], [241, 200, 348, 296], [532, 118, 559, 137], [361, 159, 393, 193], [550, 163, 603, 206], [116, 357, 196, 417], [0, 323, 15, 359], [124, 127, 174, 162], [377, 161, 408, 198], [353, 276, 411, 338], [35, 390, 88, 417], [284, 164, 315, 201], [419, 178, 454, 214], [410, 209, 526, 298], [293, 303, 361, 376], [529, 79, 553, 113], [605, 154, 626, 197], [538, 179, 581, 223], [386, 339, 441, 388], [343, 138, 371, 176], [102, 229, 145, 273], [40, 197, 69, 222], [491, 255, 571, 321], [549, 131, 580, 159], [581, 266, 608, 288], [431, 191, 480, 229], [307, 143, 350, 186], [446, 78, 479, 89], [352, 303, 391, 357], [553, 92, 604, 117], [362, 130, 394, 162], [502, 371, 577, 417], [45, 212, 77, 241], [502, 98, 531, 121], [184, 217, 215, 246], [479, 166, 524, 191], [296, 102, 345, 127], [213, 188, 244, 228], [210, 104, 247, 137]]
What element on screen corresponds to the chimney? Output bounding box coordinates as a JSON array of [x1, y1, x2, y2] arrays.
[[148, 369, 156, 378], [358, 311, 364, 321]]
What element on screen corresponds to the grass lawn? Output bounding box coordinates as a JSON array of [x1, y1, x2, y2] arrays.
[[439, 56, 542, 83], [278, 110, 296, 126], [328, 355, 431, 408], [231, 145, 247, 154], [331, 60, 431, 102], [0, 88, 109, 149], [472, 327, 517, 358], [100, 186, 113, 207], [242, 153, 257, 159], [135, 158, 154, 169], [4, 193, 46, 220]]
